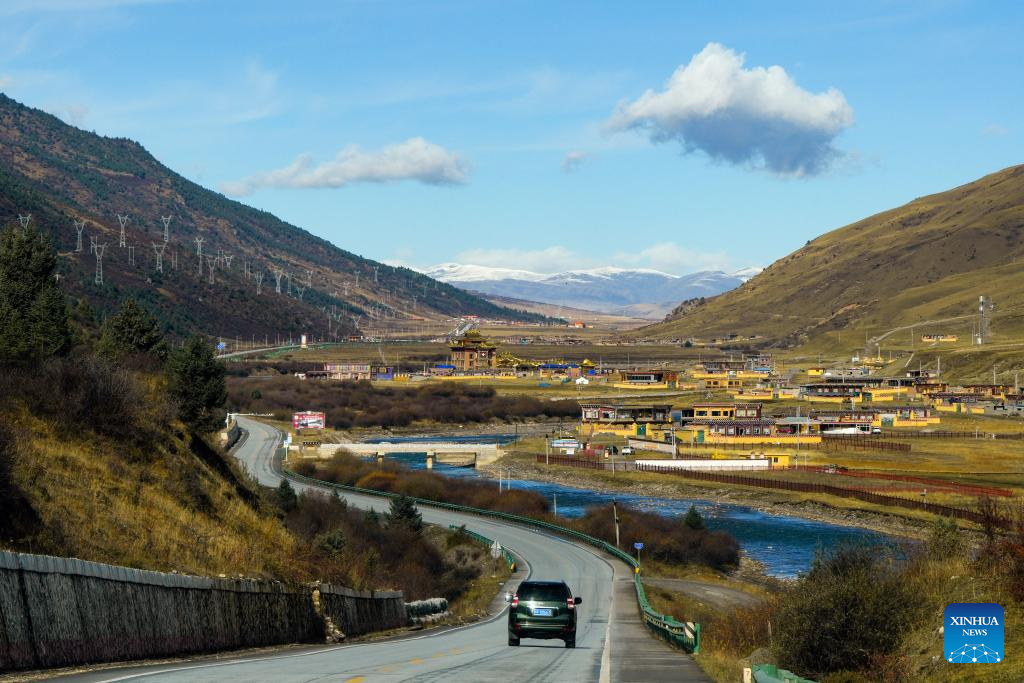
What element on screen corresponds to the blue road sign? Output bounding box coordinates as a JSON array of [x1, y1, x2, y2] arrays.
[[216, 342, 226, 351], [633, 542, 644, 551]]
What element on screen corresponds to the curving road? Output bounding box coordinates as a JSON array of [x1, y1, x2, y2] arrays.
[[53, 417, 706, 683]]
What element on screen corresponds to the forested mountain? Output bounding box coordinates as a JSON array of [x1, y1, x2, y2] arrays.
[[0, 93, 541, 339]]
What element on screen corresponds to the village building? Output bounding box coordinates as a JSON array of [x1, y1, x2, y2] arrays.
[[612, 369, 679, 389], [323, 363, 395, 381], [449, 330, 497, 371], [579, 402, 672, 437]]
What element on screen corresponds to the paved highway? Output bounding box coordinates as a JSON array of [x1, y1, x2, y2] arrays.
[[53, 417, 707, 683]]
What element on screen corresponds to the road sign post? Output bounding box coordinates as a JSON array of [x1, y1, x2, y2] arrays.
[[633, 541, 644, 566]]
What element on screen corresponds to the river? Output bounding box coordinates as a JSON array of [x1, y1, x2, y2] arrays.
[[366, 434, 893, 578]]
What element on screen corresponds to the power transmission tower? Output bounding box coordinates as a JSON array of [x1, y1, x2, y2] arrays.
[[160, 215, 172, 242], [194, 237, 205, 275], [306, 269, 313, 288], [343, 282, 349, 297], [373, 265, 379, 283], [17, 214, 31, 229], [355, 272, 360, 288], [223, 254, 233, 269], [976, 296, 993, 345], [286, 272, 292, 296], [272, 267, 285, 294], [94, 244, 108, 285], [295, 286, 306, 301], [206, 255, 217, 284], [171, 247, 179, 270], [89, 235, 97, 254], [117, 214, 129, 248], [127, 244, 136, 266], [255, 270, 265, 295], [152, 243, 166, 273], [74, 219, 86, 252]]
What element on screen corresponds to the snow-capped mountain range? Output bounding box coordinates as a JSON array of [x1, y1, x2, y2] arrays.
[[423, 263, 761, 319]]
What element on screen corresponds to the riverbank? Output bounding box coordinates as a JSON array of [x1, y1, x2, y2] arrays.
[[483, 456, 939, 542]]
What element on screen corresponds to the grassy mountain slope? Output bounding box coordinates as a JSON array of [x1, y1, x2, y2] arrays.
[[0, 93, 541, 338], [646, 165, 1024, 350]]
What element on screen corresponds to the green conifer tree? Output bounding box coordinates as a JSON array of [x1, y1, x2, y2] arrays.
[[97, 298, 169, 361], [0, 225, 71, 365], [165, 335, 227, 432]]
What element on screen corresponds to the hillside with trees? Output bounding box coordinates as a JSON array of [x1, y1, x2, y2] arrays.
[[0, 223, 495, 603], [0, 93, 544, 341]]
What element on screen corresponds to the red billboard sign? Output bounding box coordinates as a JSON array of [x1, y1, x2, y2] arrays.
[[293, 411, 326, 430]]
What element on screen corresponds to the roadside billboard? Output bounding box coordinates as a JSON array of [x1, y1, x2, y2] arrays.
[[293, 411, 326, 430]]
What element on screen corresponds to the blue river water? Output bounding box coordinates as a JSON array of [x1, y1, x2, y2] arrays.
[[366, 434, 894, 577]]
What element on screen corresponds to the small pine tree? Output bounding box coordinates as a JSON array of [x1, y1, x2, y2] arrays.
[[0, 224, 71, 365], [683, 505, 705, 530], [165, 335, 227, 433], [388, 494, 423, 534], [276, 479, 298, 512], [97, 298, 168, 361]]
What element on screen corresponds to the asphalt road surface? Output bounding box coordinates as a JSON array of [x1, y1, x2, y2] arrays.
[[50, 417, 707, 683]]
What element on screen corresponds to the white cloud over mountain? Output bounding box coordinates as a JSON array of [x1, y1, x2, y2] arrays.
[[220, 137, 467, 196], [608, 42, 854, 176]]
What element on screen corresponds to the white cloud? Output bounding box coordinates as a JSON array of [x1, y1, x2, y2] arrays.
[[612, 242, 730, 273], [455, 246, 585, 274], [982, 123, 1009, 137], [452, 242, 728, 275], [220, 138, 468, 197], [608, 42, 854, 176], [46, 102, 89, 126], [561, 150, 590, 172], [0, 74, 11, 89]]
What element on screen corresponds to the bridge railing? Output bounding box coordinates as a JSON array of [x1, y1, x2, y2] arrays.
[[280, 448, 700, 653]]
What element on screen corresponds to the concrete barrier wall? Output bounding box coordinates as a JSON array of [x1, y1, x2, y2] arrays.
[[0, 551, 405, 673], [318, 583, 407, 637]]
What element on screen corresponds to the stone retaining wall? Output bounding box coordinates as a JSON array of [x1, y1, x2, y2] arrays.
[[0, 550, 406, 672]]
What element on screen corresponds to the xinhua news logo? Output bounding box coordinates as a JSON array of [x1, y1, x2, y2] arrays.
[[944, 603, 1003, 664]]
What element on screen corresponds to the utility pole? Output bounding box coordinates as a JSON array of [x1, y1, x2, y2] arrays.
[[160, 215, 172, 243], [612, 501, 621, 548], [116, 214, 129, 248], [74, 219, 86, 252]]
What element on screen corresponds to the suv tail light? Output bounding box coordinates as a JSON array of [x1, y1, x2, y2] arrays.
[[511, 595, 519, 608], [566, 598, 575, 610]]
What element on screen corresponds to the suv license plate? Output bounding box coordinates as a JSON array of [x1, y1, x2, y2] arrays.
[[533, 608, 553, 616]]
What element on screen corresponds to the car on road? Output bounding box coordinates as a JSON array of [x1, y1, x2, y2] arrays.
[[507, 580, 582, 648]]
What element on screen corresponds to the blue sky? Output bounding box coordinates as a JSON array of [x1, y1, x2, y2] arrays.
[[1, 1, 1021, 275]]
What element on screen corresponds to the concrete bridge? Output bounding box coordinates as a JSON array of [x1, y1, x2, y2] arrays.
[[315, 442, 501, 467]]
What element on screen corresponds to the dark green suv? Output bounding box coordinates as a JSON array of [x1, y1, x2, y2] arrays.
[[507, 580, 582, 648]]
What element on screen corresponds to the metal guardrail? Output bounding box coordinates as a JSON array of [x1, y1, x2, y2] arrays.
[[749, 663, 818, 683], [449, 525, 517, 571], [280, 449, 700, 653]]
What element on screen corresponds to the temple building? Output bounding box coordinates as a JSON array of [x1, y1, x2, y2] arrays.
[[449, 330, 497, 371]]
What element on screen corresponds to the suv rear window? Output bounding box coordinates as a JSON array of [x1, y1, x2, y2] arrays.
[[518, 583, 570, 601]]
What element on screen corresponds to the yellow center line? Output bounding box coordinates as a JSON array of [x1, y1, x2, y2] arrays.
[[344, 678, 365, 683], [409, 658, 424, 665]]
